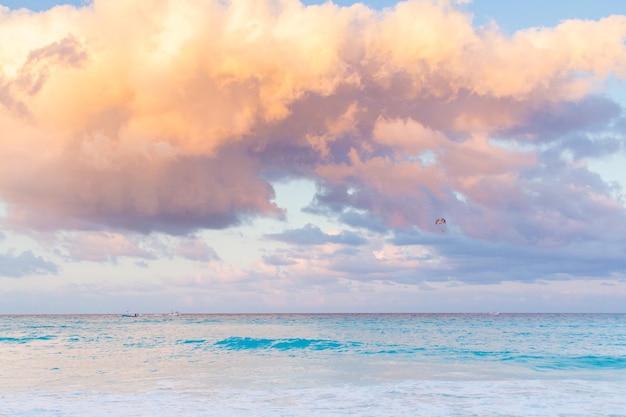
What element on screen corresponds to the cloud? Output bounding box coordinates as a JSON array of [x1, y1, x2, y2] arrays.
[[61, 231, 156, 262], [503, 94, 622, 142], [0, 0, 624, 252], [176, 235, 220, 262], [251, 223, 626, 287], [0, 249, 59, 277], [266, 223, 367, 246], [390, 228, 626, 283], [262, 253, 297, 266], [58, 230, 223, 263]]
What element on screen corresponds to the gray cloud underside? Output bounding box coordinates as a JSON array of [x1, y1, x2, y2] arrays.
[[266, 223, 368, 246], [0, 249, 59, 277]]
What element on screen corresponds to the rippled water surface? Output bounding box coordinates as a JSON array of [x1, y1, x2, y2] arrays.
[[1, 314, 625, 416]]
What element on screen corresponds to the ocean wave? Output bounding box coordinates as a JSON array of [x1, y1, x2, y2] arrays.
[[176, 339, 208, 345], [0, 334, 56, 344], [534, 355, 626, 371], [214, 336, 346, 351]]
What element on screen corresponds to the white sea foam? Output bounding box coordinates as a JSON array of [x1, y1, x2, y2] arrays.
[[2, 379, 626, 417]]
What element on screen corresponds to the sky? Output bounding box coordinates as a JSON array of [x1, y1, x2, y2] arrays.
[[1, 0, 626, 314]]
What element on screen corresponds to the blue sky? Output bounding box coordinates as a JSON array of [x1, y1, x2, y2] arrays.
[[1, 0, 626, 313], [5, 0, 626, 29]]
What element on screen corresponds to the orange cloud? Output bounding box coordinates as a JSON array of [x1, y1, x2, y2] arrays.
[[1, 0, 625, 236]]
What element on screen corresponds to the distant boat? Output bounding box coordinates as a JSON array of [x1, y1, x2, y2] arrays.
[[121, 311, 140, 317], [169, 311, 180, 316], [489, 311, 500, 316]]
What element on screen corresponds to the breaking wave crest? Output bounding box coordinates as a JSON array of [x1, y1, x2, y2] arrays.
[[214, 336, 347, 351]]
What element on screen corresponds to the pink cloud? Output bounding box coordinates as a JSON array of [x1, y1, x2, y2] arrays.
[[176, 235, 219, 262], [62, 231, 153, 262], [0, 0, 624, 243]]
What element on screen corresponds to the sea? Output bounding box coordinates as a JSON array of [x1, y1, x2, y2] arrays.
[[1, 313, 625, 417]]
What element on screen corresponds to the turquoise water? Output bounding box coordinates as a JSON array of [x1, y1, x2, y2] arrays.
[[1, 314, 625, 416]]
